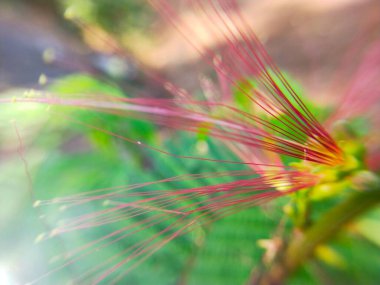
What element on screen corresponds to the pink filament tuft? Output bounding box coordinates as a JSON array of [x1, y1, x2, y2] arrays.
[[34, 170, 318, 284], [149, 0, 343, 165]]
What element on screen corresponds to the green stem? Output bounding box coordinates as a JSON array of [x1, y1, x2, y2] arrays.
[[257, 186, 380, 285]]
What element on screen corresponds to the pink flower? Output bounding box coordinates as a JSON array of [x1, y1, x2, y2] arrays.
[[6, 1, 379, 284]]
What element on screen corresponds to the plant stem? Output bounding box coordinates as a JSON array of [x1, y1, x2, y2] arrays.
[[256, 186, 380, 285]]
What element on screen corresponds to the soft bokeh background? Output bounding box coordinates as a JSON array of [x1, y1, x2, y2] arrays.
[[1, 1, 380, 284]]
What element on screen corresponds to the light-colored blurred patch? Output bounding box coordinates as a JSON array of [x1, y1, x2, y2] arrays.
[[0, 266, 15, 285], [130, 0, 373, 69], [355, 216, 380, 248]]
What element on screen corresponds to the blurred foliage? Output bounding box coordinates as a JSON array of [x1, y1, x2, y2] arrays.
[[61, 0, 153, 34], [3, 0, 153, 36]]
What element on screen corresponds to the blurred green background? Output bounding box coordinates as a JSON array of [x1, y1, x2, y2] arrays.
[[0, 1, 380, 284]]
